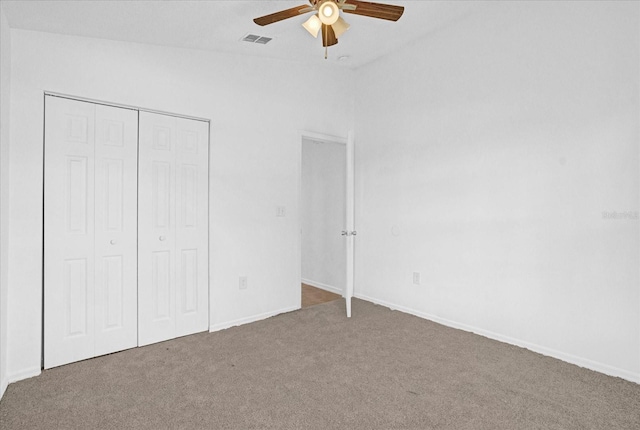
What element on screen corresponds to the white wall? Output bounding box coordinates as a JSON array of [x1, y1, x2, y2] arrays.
[[354, 1, 640, 382], [301, 138, 346, 294], [7, 29, 353, 380], [0, 3, 11, 399]]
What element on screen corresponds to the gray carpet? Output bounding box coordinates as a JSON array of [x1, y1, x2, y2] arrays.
[[1, 298, 639, 429]]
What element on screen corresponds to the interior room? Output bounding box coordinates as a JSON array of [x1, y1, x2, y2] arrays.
[[0, 1, 638, 428]]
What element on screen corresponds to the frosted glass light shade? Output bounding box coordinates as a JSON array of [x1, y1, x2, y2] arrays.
[[302, 14, 322, 38], [331, 16, 350, 38], [318, 1, 339, 25]]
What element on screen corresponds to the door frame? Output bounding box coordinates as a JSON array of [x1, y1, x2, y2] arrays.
[[297, 130, 355, 316], [42, 91, 212, 367]]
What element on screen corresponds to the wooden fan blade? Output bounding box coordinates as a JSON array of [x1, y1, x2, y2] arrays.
[[322, 24, 338, 47], [254, 4, 312, 26], [343, 0, 404, 21]]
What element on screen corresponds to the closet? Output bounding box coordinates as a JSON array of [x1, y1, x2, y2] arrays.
[[43, 95, 209, 369]]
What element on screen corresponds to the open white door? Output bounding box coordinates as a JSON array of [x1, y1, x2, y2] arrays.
[[345, 131, 355, 317]]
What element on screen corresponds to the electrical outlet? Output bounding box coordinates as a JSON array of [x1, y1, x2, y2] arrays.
[[412, 272, 421, 285], [276, 206, 286, 217], [239, 276, 248, 290]]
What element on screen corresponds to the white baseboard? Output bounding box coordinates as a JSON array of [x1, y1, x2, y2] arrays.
[[302, 278, 344, 296], [209, 305, 299, 332], [8, 366, 41, 384], [0, 376, 7, 401], [355, 293, 640, 384]]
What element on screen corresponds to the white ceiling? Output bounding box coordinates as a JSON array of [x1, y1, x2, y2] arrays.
[[1, 0, 480, 69]]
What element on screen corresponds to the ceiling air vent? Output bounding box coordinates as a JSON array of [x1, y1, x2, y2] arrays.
[[242, 33, 273, 44]]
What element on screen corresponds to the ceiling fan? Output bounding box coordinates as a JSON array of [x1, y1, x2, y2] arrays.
[[253, 0, 404, 58]]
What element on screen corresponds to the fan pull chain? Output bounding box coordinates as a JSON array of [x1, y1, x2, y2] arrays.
[[324, 25, 328, 59]]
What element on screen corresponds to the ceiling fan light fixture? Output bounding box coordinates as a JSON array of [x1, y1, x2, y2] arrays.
[[318, 1, 340, 25], [331, 16, 350, 38], [302, 14, 322, 38], [253, 0, 405, 59]]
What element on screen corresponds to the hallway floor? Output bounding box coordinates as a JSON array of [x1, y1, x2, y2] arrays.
[[301, 283, 341, 308]]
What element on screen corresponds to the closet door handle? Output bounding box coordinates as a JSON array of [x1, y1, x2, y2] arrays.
[[159, 236, 166, 241]]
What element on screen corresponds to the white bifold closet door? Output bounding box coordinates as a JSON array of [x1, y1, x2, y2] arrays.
[[44, 96, 138, 369], [138, 111, 209, 346]]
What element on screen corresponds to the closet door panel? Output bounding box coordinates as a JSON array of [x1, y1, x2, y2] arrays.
[[44, 97, 97, 369], [94, 105, 138, 356], [138, 112, 177, 346], [175, 118, 209, 336], [138, 112, 209, 345]]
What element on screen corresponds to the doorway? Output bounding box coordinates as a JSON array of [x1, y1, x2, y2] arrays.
[[300, 133, 348, 310]]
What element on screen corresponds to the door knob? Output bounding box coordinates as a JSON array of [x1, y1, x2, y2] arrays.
[[341, 231, 348, 236], [159, 236, 166, 241], [109, 239, 116, 245]]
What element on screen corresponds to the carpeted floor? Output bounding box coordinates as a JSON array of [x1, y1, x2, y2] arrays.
[[1, 298, 639, 429]]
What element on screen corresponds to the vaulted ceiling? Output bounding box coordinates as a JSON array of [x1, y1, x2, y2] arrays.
[[2, 0, 479, 69]]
